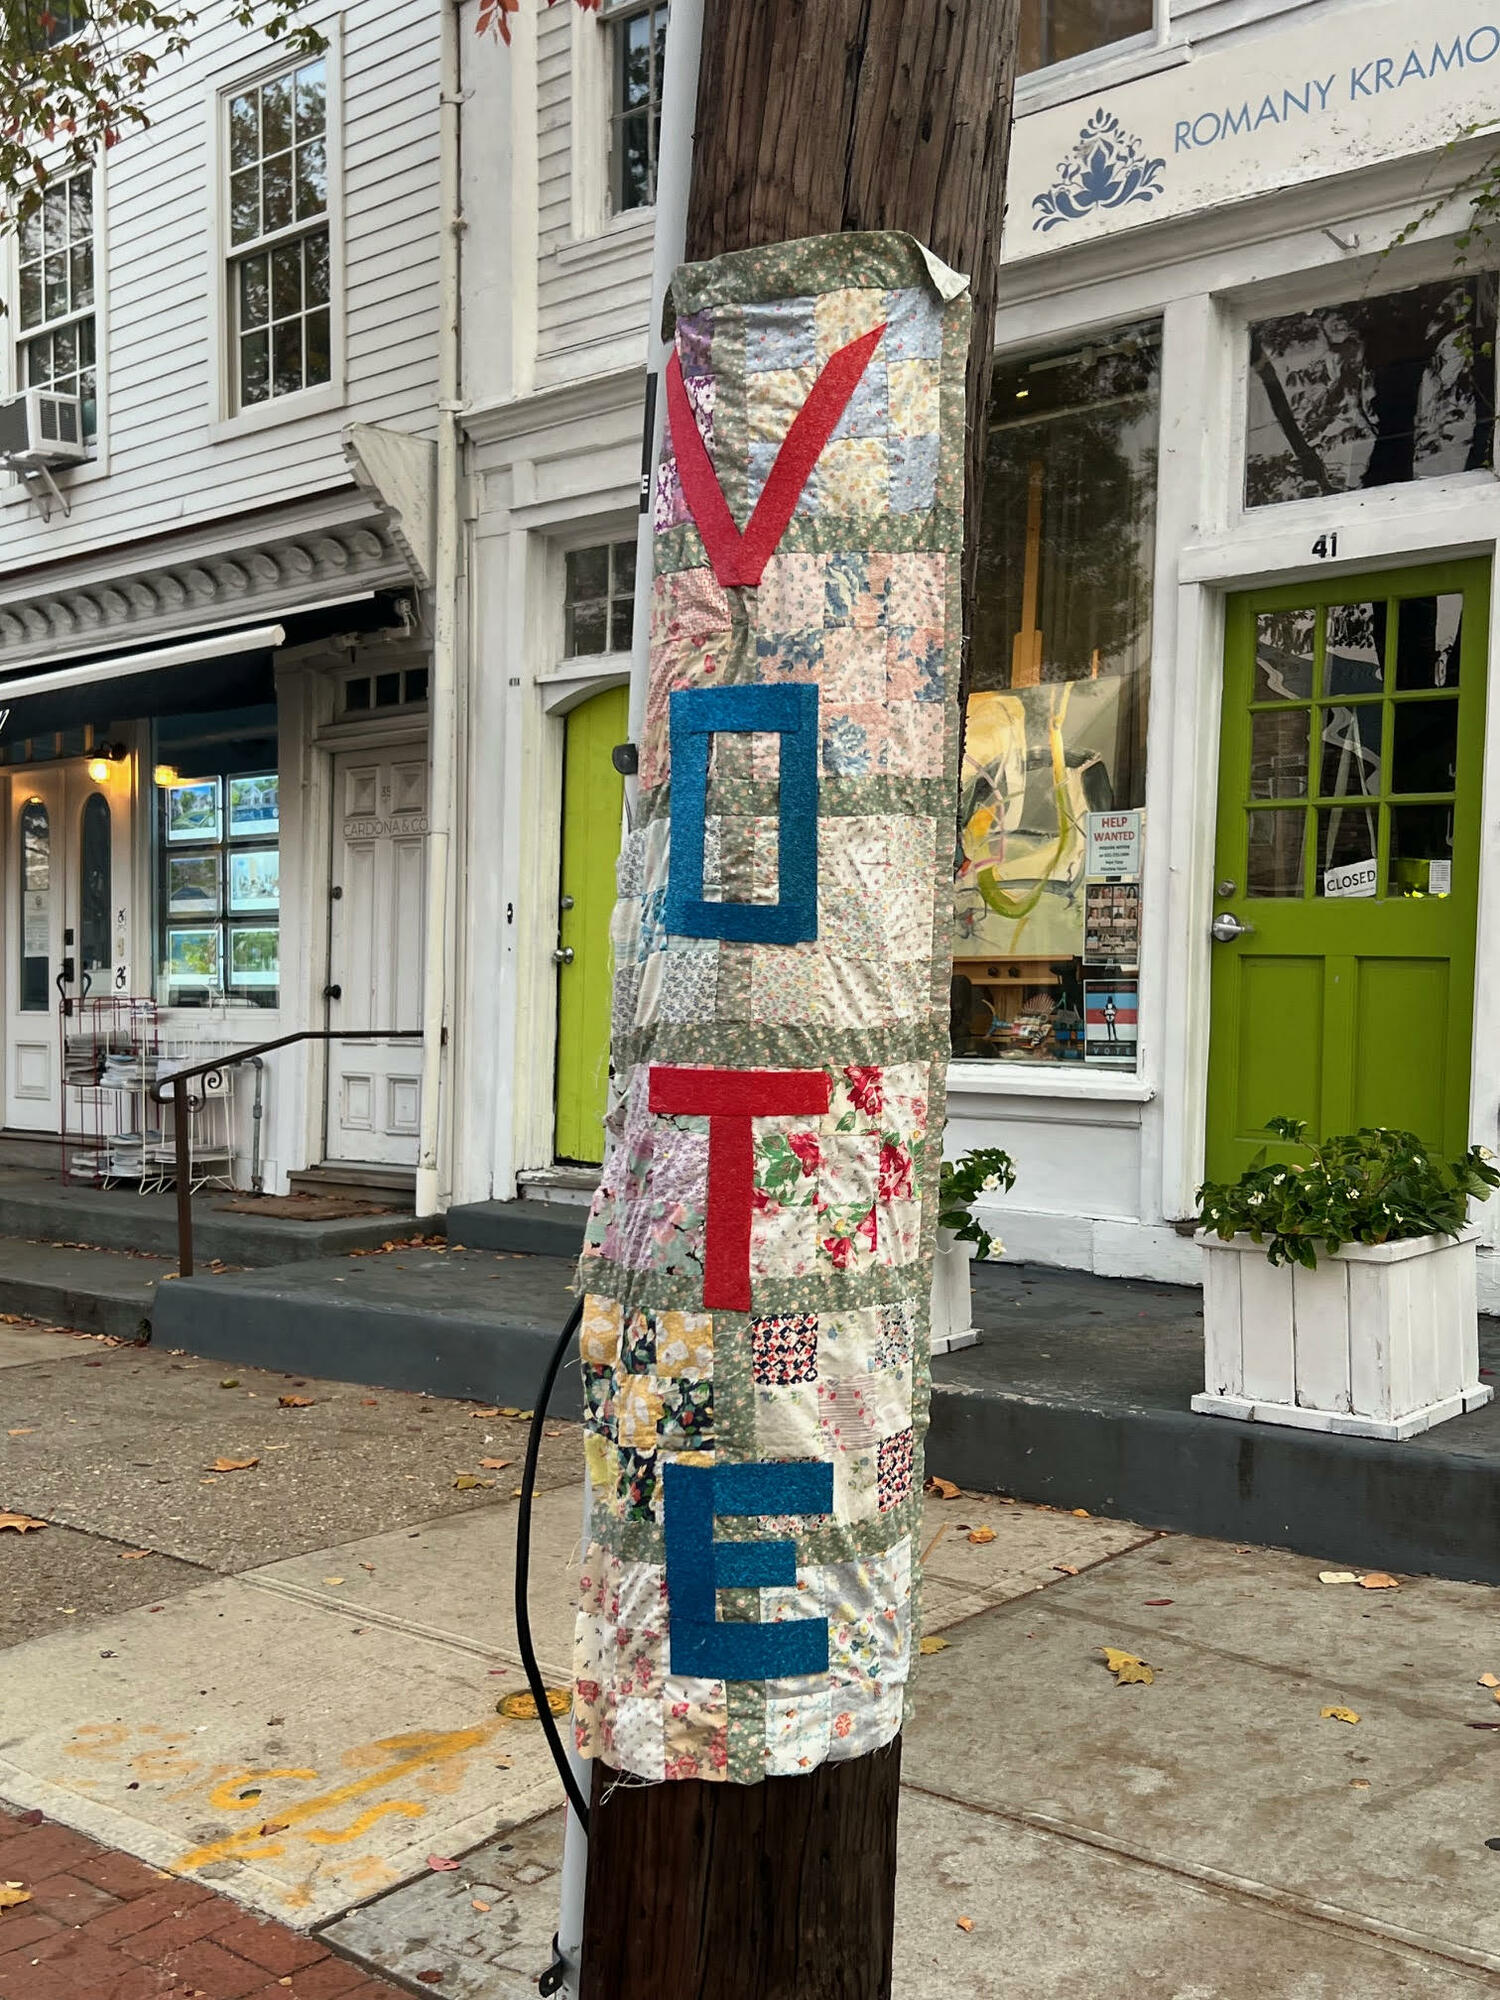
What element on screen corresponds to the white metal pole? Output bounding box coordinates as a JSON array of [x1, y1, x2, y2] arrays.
[[416, 0, 464, 1221], [553, 3, 704, 1991]]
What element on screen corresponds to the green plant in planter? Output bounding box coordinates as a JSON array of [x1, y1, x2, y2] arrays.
[[1197, 1118, 1500, 1270], [939, 1147, 1016, 1259]]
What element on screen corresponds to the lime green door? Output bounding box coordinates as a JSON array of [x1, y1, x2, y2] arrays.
[[554, 684, 628, 1165], [1205, 561, 1488, 1183]]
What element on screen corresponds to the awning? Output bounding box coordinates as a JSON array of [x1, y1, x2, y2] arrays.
[[0, 590, 408, 742]]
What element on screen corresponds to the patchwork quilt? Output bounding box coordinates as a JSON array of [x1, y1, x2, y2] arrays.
[[573, 232, 969, 1784]]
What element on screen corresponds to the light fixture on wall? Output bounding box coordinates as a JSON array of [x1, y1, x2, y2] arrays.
[[87, 742, 128, 784], [153, 763, 180, 788]]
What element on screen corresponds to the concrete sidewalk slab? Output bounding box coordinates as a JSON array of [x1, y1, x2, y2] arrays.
[[0, 1520, 207, 1647], [905, 1589, 1500, 1971], [0, 1575, 565, 1927], [243, 1487, 584, 1685], [0, 1341, 577, 1570], [891, 1785, 1499, 1999], [0, 1322, 88, 1367]]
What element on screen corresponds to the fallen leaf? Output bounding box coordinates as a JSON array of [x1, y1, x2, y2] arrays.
[[479, 1458, 513, 1472], [220, 1378, 240, 1389], [0, 1512, 46, 1533], [417, 1976, 445, 1987], [209, 1457, 258, 1472], [361, 1398, 378, 1406], [454, 1474, 496, 1491], [1319, 1571, 1361, 1585], [470, 1407, 500, 1418], [967, 1526, 996, 1545], [1052, 1563, 1079, 1576], [510, 1486, 523, 1498], [1480, 1674, 1499, 1689], [918, 1635, 950, 1655], [1100, 1647, 1155, 1686], [16, 1812, 41, 1828], [925, 1477, 960, 1499], [471, 1898, 492, 1913], [955, 1915, 974, 1933], [500, 1407, 521, 1417], [259, 1819, 290, 1836], [494, 1755, 513, 1769], [119, 1550, 150, 1561], [1072, 1508, 1091, 1518], [1320, 1706, 1360, 1724], [322, 1576, 345, 1587], [1472, 1722, 1500, 1730], [1350, 1779, 1370, 1789], [360, 1562, 376, 1573], [1144, 1598, 1174, 1607], [7, 1428, 33, 1436], [1359, 1572, 1400, 1590], [0, 1884, 32, 1911], [427, 1854, 460, 1872], [278, 1395, 314, 1409]]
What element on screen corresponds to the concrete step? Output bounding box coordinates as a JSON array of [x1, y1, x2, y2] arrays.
[[0, 1131, 63, 1173], [0, 1172, 419, 1267], [0, 1237, 164, 1342], [447, 1196, 586, 1259], [517, 1166, 597, 1208], [150, 1245, 581, 1412]]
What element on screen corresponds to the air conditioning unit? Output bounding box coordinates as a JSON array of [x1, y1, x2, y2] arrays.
[[0, 389, 87, 467]]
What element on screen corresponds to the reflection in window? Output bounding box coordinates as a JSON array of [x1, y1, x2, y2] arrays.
[[607, 0, 668, 212], [19, 798, 50, 1011], [564, 540, 636, 655], [226, 58, 330, 410], [80, 792, 111, 984], [1019, 0, 1153, 72], [1245, 276, 1496, 507], [954, 322, 1159, 1067]]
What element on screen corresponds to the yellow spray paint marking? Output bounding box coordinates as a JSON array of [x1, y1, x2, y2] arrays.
[[174, 1720, 502, 1873], [302, 1801, 425, 1846], [208, 1769, 318, 1814]]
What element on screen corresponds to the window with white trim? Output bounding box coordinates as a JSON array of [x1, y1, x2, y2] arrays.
[[17, 170, 97, 440], [1020, 0, 1153, 74], [565, 541, 636, 655], [604, 0, 667, 214], [226, 56, 330, 410]]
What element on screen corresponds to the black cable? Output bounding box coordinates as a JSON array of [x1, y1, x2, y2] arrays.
[[514, 1293, 591, 1833]]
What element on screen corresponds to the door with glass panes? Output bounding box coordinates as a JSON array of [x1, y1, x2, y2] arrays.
[[4, 764, 122, 1131], [1204, 563, 1488, 1183]]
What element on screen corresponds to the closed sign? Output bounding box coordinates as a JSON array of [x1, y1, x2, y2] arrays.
[[1323, 858, 1378, 898]]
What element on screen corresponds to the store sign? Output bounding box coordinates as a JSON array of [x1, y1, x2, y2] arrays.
[[1324, 857, 1378, 898], [343, 812, 428, 840], [1003, 0, 1500, 262], [1085, 809, 1143, 881]]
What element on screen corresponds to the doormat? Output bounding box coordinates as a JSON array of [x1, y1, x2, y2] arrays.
[[214, 1195, 401, 1220]]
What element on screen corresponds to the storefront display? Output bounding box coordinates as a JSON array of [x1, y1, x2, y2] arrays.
[[953, 323, 1159, 1066]]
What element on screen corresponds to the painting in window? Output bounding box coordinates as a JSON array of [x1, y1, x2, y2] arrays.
[[953, 322, 1160, 1067], [1245, 276, 1496, 508]]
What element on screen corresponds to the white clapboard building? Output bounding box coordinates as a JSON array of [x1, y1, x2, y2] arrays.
[[0, 0, 444, 1200], [457, 0, 1500, 1303]]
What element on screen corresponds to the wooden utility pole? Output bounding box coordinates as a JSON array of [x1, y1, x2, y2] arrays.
[[579, 6, 1018, 1998]]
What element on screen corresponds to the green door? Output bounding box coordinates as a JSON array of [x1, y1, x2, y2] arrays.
[[1205, 561, 1488, 1183], [554, 684, 628, 1165]]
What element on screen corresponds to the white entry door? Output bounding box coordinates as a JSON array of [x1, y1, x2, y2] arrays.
[[325, 747, 427, 1166], [4, 763, 128, 1132]]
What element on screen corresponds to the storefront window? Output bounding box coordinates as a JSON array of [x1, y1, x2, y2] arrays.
[[154, 707, 280, 1009], [18, 797, 50, 1012], [1245, 276, 1497, 508], [954, 322, 1160, 1068], [1020, 0, 1153, 75]]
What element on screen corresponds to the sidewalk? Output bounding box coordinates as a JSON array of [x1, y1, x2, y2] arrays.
[[4, 1314, 1500, 1996]]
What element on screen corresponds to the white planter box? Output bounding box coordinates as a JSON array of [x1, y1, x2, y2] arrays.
[[1192, 1226, 1491, 1440], [931, 1228, 979, 1356]]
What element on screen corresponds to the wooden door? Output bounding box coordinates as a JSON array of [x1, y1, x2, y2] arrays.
[[325, 748, 427, 1166], [554, 685, 627, 1165], [1204, 561, 1488, 1184]]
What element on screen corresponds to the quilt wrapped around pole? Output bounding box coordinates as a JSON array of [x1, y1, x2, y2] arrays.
[[573, 231, 969, 1784]]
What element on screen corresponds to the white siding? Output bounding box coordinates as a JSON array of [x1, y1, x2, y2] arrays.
[[0, 0, 440, 574]]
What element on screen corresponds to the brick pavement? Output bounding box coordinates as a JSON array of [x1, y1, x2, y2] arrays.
[[0, 1809, 408, 2000]]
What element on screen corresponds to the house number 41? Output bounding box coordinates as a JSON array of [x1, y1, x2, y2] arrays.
[[1311, 531, 1339, 559]]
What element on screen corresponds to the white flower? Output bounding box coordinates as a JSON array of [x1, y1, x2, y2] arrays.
[[981, 1173, 1002, 1192], [1481, 1146, 1495, 1161], [985, 1236, 1004, 1260]]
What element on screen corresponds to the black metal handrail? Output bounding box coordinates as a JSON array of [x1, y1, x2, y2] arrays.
[[151, 1028, 421, 1276]]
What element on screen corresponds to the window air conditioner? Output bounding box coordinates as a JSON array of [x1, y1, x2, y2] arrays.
[[0, 389, 87, 467]]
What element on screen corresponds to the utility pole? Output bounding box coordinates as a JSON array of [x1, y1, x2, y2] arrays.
[[578, 6, 1018, 1996]]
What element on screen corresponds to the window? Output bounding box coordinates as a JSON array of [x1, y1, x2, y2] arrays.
[[18, 797, 49, 1012], [17, 170, 97, 439], [226, 56, 330, 410], [565, 540, 636, 655], [1019, 0, 1153, 74], [954, 324, 1161, 1070], [343, 666, 429, 714], [606, 0, 667, 213], [155, 708, 280, 1009], [1245, 276, 1497, 508]]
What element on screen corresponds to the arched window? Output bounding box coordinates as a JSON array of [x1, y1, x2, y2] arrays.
[[80, 790, 111, 986], [19, 797, 50, 1012]]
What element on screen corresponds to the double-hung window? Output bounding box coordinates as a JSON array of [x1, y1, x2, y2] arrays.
[[605, 0, 667, 214], [17, 170, 97, 441], [226, 56, 331, 410]]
